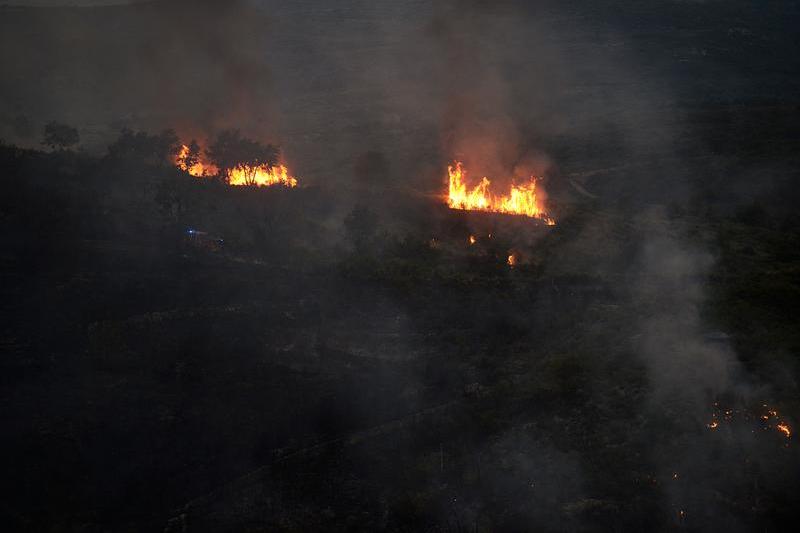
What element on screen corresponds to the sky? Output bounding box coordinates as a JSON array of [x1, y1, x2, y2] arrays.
[[0, 0, 146, 6]]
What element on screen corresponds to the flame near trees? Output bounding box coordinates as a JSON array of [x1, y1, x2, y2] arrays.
[[446, 161, 554, 224], [176, 143, 218, 177], [227, 163, 297, 188], [175, 130, 298, 188]]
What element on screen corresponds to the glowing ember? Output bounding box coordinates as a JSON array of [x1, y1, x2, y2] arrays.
[[507, 253, 517, 267], [446, 162, 555, 223], [706, 403, 792, 439], [469, 235, 476, 245]]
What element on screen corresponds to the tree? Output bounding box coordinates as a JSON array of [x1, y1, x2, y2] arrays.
[[159, 129, 181, 163], [42, 121, 79, 151], [206, 129, 279, 183], [155, 176, 184, 221], [183, 140, 202, 171], [107, 128, 180, 166]]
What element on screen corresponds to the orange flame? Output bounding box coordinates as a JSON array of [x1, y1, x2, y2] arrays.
[[176, 144, 218, 177], [706, 403, 792, 439], [227, 164, 298, 188], [175, 144, 298, 188], [447, 162, 555, 224]]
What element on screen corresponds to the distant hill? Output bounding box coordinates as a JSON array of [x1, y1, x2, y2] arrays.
[[1, 0, 799, 187]]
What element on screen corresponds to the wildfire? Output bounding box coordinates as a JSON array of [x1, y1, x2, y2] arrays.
[[228, 164, 298, 188], [176, 144, 218, 177], [706, 403, 792, 439], [446, 162, 555, 224], [175, 144, 298, 188]]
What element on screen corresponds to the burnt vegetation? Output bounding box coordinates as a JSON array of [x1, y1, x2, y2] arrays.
[[1, 1, 800, 532], [2, 106, 799, 531]]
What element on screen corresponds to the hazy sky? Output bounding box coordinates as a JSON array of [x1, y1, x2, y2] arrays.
[[0, 0, 145, 5]]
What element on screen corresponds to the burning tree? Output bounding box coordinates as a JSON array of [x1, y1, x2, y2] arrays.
[[174, 132, 298, 188], [178, 140, 202, 172], [175, 141, 217, 177], [206, 130, 280, 185]]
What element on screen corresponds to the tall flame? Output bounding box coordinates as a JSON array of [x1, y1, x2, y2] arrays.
[[446, 162, 554, 224], [176, 144, 218, 177], [228, 164, 298, 188]]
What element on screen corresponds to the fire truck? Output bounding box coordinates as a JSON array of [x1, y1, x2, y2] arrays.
[[184, 228, 224, 252]]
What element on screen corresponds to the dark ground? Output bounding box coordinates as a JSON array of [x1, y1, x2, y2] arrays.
[[1, 1, 800, 531]]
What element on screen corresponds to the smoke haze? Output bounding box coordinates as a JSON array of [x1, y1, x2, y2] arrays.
[[2, 0, 799, 531]]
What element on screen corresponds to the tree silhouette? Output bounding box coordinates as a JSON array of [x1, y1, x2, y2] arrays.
[[206, 129, 279, 183], [42, 121, 79, 151], [183, 140, 202, 170], [175, 139, 203, 173], [107, 128, 180, 166]]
